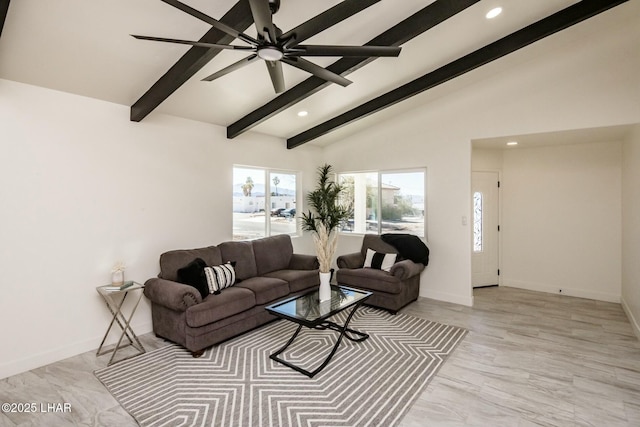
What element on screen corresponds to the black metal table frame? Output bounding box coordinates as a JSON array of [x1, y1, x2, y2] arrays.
[[268, 289, 370, 378]]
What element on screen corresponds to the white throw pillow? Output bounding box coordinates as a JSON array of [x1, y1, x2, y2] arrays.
[[364, 248, 397, 272], [204, 262, 236, 294]]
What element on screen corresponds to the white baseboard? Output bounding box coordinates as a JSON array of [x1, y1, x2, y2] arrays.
[[621, 297, 640, 341], [420, 289, 474, 307], [502, 279, 621, 303], [0, 321, 152, 380]]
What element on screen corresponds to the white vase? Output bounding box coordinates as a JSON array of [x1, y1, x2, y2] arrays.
[[111, 270, 124, 286], [319, 272, 332, 302]]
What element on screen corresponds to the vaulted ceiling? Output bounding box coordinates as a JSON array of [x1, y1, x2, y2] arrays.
[[0, 0, 631, 147]]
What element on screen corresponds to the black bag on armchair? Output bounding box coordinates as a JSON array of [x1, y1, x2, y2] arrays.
[[381, 234, 429, 266]]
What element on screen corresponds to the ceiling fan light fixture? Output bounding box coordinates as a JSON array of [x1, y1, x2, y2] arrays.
[[486, 7, 503, 19], [257, 46, 284, 61]]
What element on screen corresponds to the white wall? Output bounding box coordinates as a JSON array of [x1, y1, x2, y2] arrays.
[[472, 149, 503, 171], [501, 141, 622, 302], [622, 125, 640, 338], [0, 79, 320, 379], [323, 1, 639, 307]]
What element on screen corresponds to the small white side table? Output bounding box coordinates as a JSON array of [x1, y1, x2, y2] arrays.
[[96, 281, 146, 365]]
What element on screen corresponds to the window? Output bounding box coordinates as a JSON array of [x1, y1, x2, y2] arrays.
[[233, 166, 298, 240], [339, 169, 426, 237], [473, 191, 483, 252], [339, 172, 378, 234]]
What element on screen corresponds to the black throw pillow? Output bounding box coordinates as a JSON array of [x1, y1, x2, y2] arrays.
[[177, 258, 208, 299]]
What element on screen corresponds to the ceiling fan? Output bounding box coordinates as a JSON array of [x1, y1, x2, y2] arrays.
[[132, 0, 402, 93]]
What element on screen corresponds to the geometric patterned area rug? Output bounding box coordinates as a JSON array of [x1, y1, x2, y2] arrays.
[[95, 307, 466, 427]]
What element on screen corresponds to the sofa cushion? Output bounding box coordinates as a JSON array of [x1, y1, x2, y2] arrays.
[[264, 269, 320, 293], [218, 241, 257, 280], [204, 262, 236, 294], [235, 276, 289, 305], [336, 268, 403, 294], [364, 249, 397, 272], [176, 258, 208, 299], [252, 235, 294, 275], [185, 287, 256, 327], [160, 246, 222, 282]]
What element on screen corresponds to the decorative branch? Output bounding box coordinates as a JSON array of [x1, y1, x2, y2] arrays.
[[111, 261, 126, 273]]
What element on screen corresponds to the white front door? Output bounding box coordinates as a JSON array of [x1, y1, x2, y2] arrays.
[[472, 171, 499, 287]]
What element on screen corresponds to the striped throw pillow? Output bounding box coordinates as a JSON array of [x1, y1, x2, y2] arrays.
[[364, 248, 397, 272], [204, 262, 236, 294]]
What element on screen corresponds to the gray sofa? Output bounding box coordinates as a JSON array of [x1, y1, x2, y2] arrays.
[[336, 235, 425, 314], [144, 234, 319, 356]]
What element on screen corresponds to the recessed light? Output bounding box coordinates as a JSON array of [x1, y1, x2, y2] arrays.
[[297, 110, 308, 117], [486, 7, 502, 19], [506, 141, 518, 146]]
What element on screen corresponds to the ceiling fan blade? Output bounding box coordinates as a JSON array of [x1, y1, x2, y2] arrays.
[[248, 0, 277, 42], [131, 35, 254, 51], [282, 57, 352, 87], [161, 0, 259, 46], [265, 60, 285, 93], [202, 54, 259, 81], [288, 45, 401, 57], [279, 0, 379, 47]]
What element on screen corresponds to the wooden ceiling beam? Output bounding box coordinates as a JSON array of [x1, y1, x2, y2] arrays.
[[130, 0, 254, 122], [0, 0, 10, 39], [287, 0, 628, 149], [226, 0, 481, 139]]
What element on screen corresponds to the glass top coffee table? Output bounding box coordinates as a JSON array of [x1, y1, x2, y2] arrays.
[[265, 285, 371, 378]]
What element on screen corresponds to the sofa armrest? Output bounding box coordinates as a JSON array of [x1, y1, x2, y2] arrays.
[[289, 253, 320, 270], [144, 278, 202, 312], [389, 260, 424, 280], [337, 252, 365, 269]]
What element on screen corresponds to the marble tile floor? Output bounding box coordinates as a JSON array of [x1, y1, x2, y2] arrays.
[[0, 334, 167, 427], [1, 286, 639, 426], [400, 287, 640, 427]]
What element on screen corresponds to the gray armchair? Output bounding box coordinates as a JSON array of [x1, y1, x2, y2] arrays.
[[336, 235, 425, 314]]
